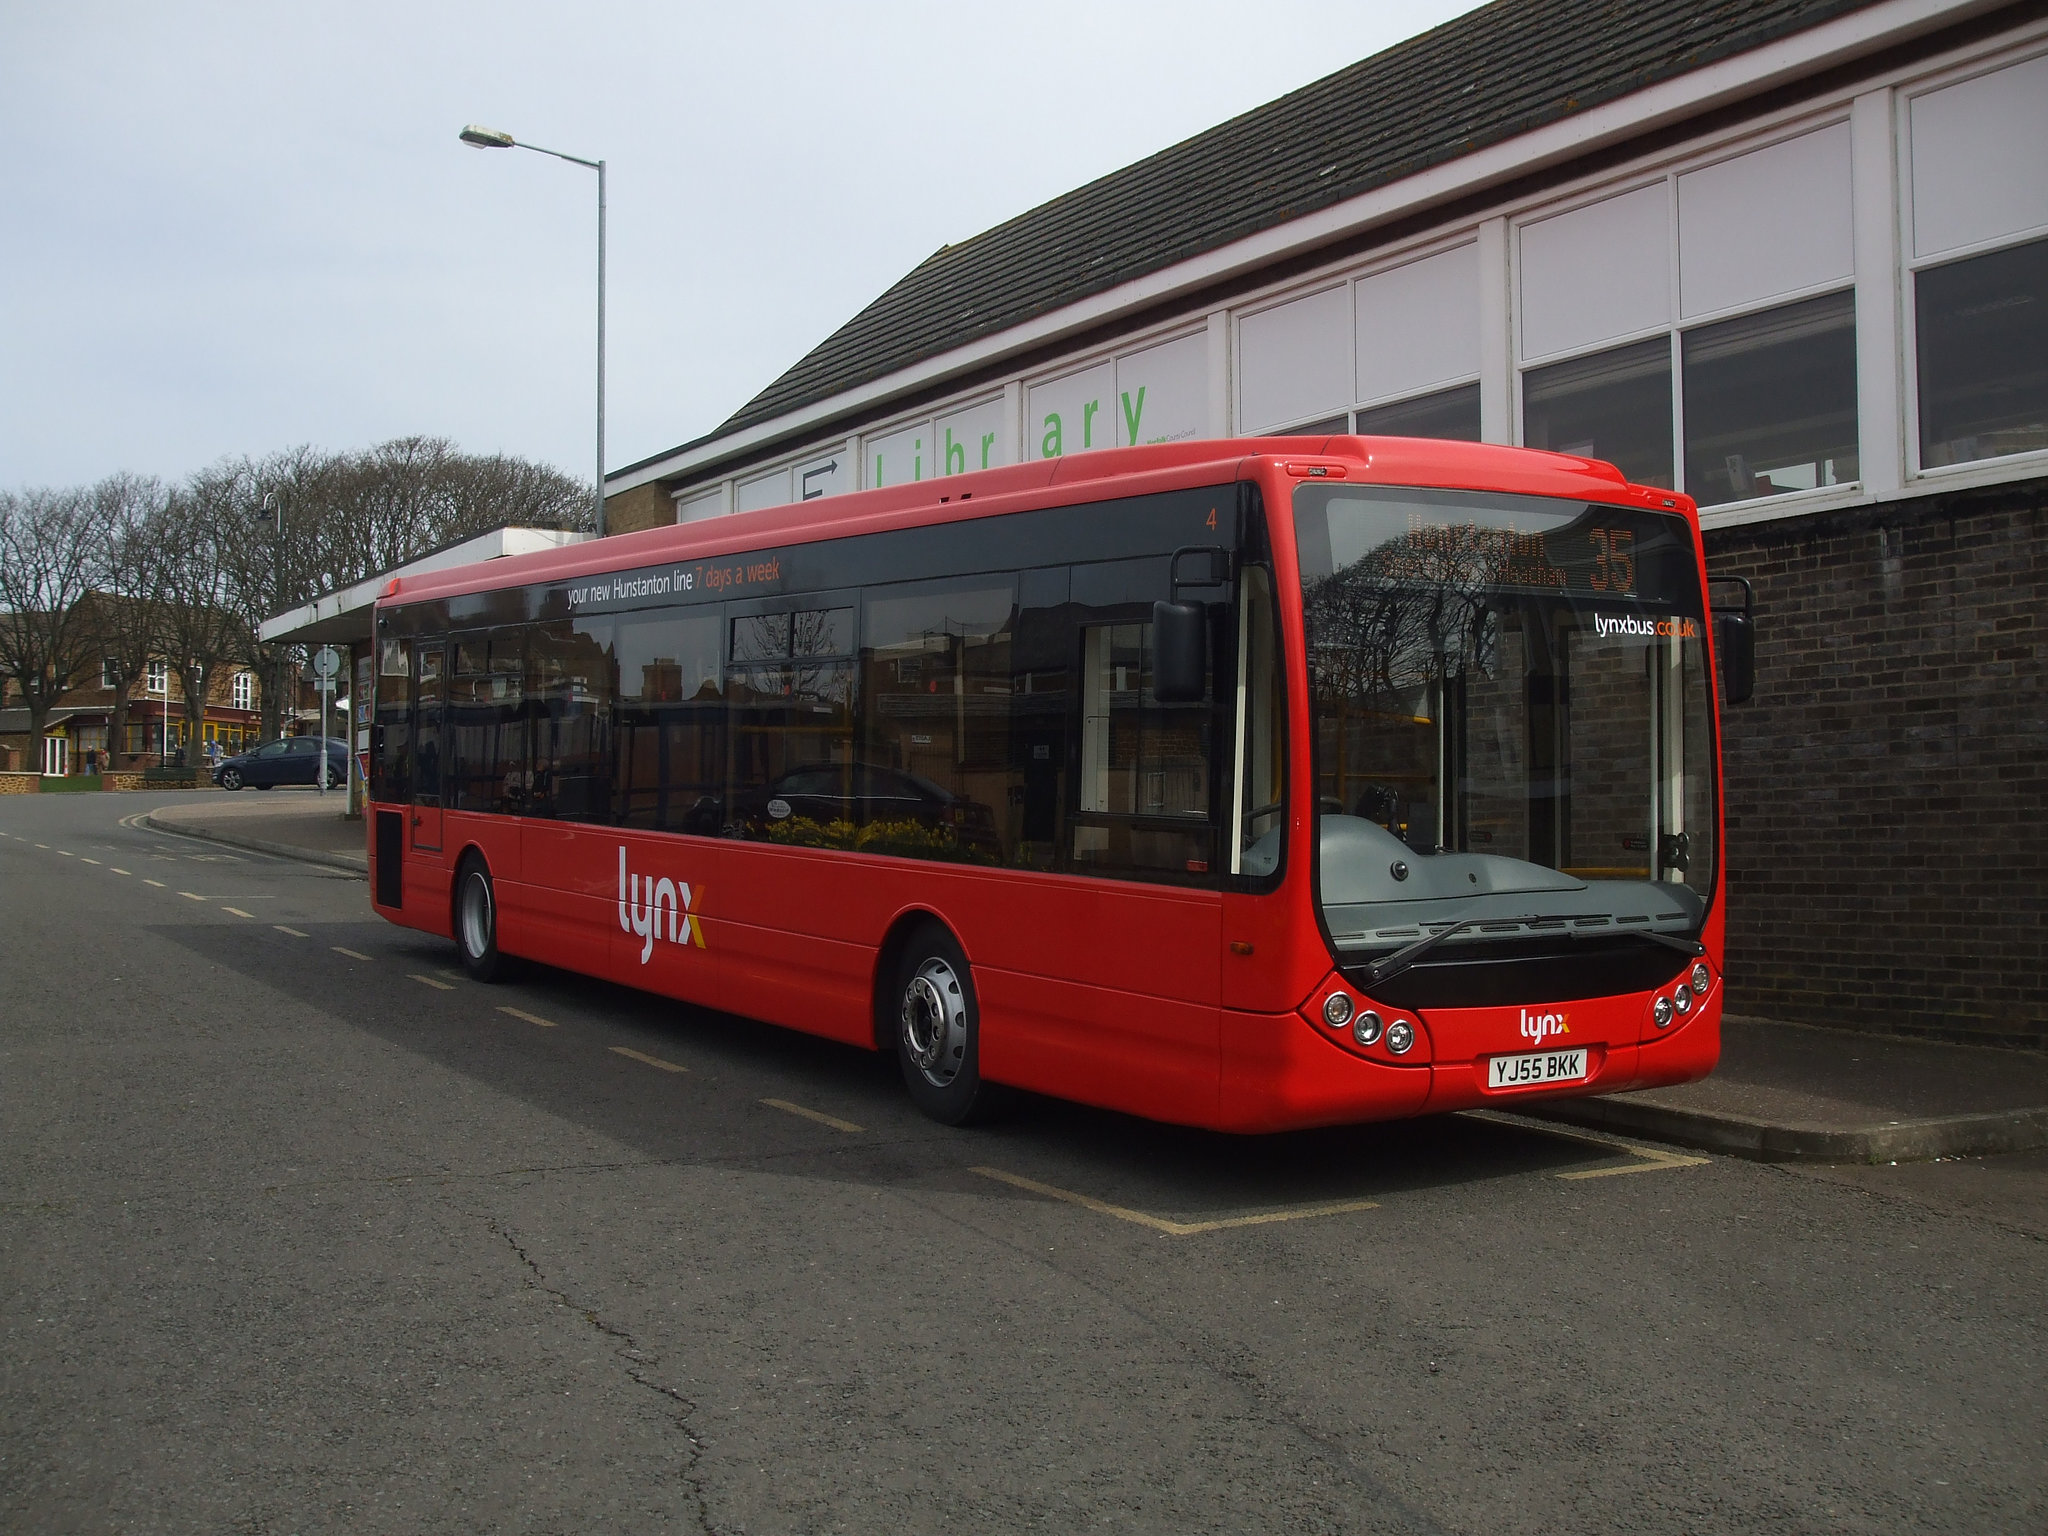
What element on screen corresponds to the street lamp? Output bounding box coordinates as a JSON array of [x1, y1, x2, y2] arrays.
[[257, 490, 286, 742], [460, 123, 607, 537]]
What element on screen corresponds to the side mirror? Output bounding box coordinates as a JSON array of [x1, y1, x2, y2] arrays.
[[1151, 600, 1207, 703], [1708, 575, 1756, 705]]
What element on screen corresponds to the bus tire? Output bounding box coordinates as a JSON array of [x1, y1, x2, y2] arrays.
[[892, 923, 988, 1125], [454, 855, 506, 983]]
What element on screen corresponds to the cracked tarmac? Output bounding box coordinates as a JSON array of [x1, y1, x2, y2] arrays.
[[4, 793, 2045, 1534]]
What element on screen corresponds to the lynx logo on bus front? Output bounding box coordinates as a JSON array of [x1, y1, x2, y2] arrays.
[[618, 847, 705, 963], [1520, 1007, 1570, 1043]]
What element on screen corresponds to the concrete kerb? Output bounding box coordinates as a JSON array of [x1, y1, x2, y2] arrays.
[[141, 811, 368, 877], [1524, 1094, 2048, 1165]]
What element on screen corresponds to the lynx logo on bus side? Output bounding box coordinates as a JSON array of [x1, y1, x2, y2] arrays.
[[617, 847, 706, 964], [1520, 1007, 1570, 1043]]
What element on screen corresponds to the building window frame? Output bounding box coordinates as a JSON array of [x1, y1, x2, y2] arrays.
[[1898, 43, 2048, 486], [1506, 126, 1865, 514]]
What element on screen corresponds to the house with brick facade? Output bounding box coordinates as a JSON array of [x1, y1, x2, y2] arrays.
[[0, 623, 263, 776], [598, 0, 2047, 1049]]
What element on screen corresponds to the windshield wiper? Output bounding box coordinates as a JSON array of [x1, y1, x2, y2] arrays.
[[1573, 925, 1705, 957], [1361, 914, 1546, 987], [1360, 912, 1706, 987]]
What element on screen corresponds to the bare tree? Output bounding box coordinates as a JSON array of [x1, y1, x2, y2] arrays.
[[156, 476, 249, 761], [83, 473, 174, 768], [210, 438, 588, 739], [0, 487, 112, 759]]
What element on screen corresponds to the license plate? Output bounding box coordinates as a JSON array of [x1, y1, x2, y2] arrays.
[[1488, 1048, 1588, 1089]]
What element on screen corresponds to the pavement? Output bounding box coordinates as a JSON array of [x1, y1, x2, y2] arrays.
[[145, 788, 2048, 1167], [145, 784, 367, 872]]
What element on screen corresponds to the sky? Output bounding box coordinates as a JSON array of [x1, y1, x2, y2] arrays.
[[0, 0, 1486, 493]]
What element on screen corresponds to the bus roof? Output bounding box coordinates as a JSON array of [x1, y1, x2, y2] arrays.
[[379, 436, 1686, 608]]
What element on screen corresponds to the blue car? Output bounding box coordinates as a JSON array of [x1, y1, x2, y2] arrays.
[[213, 736, 348, 791]]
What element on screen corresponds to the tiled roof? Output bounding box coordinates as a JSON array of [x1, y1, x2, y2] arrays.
[[640, 0, 1884, 473]]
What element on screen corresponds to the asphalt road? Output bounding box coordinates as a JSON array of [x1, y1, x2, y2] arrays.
[[3, 791, 2044, 1535]]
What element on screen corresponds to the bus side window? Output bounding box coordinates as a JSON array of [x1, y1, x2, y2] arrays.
[[1009, 566, 1070, 871], [614, 609, 723, 833], [724, 603, 856, 839], [1234, 564, 1286, 880], [449, 629, 526, 815], [1069, 556, 1218, 885], [413, 641, 446, 809], [375, 632, 412, 803], [527, 617, 614, 822], [859, 577, 1016, 864]]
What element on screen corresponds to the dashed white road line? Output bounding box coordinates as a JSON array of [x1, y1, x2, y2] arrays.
[[611, 1046, 687, 1074], [222, 907, 256, 919], [497, 1006, 558, 1029], [409, 973, 456, 991], [332, 946, 371, 960], [761, 1098, 863, 1134], [275, 926, 309, 938]]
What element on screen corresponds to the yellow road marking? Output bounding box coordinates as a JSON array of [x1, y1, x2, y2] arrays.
[[971, 1167, 1378, 1237], [80, 857, 100, 865], [497, 1006, 557, 1029], [332, 946, 371, 960], [143, 879, 165, 888], [274, 925, 309, 937], [409, 973, 455, 991], [436, 968, 467, 984], [1556, 1143, 1709, 1179], [1464, 1109, 1710, 1179], [179, 891, 205, 901], [221, 907, 255, 919], [110, 867, 130, 875], [610, 1046, 687, 1073], [761, 1098, 863, 1134]]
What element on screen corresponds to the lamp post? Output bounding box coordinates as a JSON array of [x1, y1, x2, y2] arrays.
[[257, 490, 286, 743], [460, 124, 607, 537]]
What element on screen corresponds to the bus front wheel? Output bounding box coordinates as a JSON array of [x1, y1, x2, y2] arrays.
[[893, 925, 988, 1125], [455, 857, 506, 983]]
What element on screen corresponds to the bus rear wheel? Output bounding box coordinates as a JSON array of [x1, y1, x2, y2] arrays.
[[893, 925, 988, 1125], [455, 857, 506, 982]]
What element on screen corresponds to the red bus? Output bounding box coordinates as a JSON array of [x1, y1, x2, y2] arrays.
[[367, 437, 1744, 1131]]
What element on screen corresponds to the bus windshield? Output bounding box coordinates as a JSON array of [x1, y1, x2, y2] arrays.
[[1289, 484, 1715, 961]]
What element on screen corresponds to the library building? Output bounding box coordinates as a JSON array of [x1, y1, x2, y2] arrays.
[[601, 0, 2047, 1048]]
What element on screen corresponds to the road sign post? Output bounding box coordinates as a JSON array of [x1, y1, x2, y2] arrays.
[[312, 647, 342, 799]]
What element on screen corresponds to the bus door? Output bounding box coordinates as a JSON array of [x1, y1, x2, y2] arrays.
[[411, 639, 445, 853], [1220, 559, 1302, 1016]]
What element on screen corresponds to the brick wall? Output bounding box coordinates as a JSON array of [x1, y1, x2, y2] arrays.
[[605, 482, 674, 536], [1704, 479, 2048, 1050]]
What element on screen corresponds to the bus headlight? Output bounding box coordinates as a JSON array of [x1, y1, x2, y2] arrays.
[[1352, 1010, 1384, 1047], [1322, 992, 1354, 1029], [1690, 962, 1711, 995], [1653, 995, 1675, 1028], [1385, 1019, 1415, 1055], [1673, 987, 1693, 1014]]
